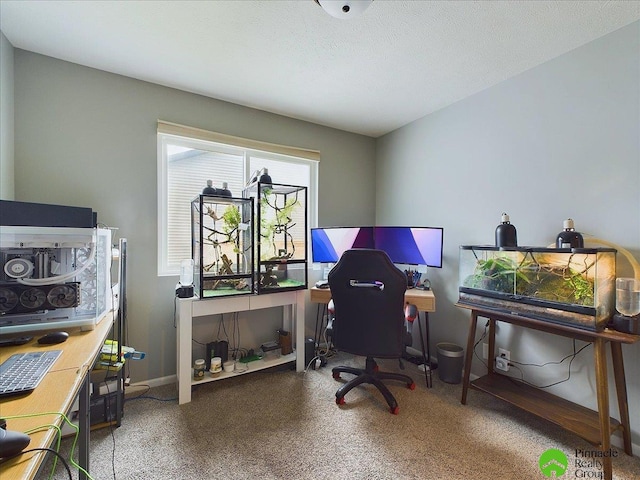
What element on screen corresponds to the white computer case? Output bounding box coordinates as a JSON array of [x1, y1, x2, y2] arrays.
[[0, 226, 113, 334]]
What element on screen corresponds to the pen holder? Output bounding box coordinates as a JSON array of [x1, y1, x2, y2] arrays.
[[405, 270, 421, 287]]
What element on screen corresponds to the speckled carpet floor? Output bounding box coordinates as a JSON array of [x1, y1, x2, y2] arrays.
[[41, 353, 640, 479]]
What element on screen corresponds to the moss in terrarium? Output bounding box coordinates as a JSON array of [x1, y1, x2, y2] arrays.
[[463, 256, 523, 294], [221, 205, 242, 254], [518, 265, 594, 306], [464, 256, 594, 306]]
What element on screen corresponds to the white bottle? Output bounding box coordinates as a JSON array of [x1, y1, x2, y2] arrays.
[[180, 259, 194, 286]]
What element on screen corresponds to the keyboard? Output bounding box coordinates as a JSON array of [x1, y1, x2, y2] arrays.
[[0, 350, 62, 396]]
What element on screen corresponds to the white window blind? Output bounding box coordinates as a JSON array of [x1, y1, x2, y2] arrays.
[[157, 121, 319, 276]]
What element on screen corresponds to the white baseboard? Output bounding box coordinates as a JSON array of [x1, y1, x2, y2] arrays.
[[129, 374, 176, 390]]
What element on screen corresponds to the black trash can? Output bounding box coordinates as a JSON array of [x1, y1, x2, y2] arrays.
[[436, 342, 464, 384]]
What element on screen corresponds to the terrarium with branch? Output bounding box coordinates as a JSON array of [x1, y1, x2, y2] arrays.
[[191, 194, 254, 298], [243, 181, 308, 293]]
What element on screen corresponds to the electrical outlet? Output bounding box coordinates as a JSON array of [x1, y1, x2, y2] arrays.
[[498, 348, 510, 361], [482, 343, 488, 360], [495, 356, 509, 372]]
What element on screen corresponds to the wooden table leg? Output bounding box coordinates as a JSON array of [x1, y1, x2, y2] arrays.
[[488, 318, 496, 376], [610, 341, 633, 455], [594, 337, 612, 480], [461, 310, 478, 405], [78, 371, 90, 480]]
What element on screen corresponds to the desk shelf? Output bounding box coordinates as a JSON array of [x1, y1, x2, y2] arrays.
[[191, 352, 296, 386], [471, 374, 621, 446]]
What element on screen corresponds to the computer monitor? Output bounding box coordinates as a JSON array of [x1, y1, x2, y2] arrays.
[[310, 226, 443, 268], [374, 226, 443, 268], [310, 227, 374, 263]]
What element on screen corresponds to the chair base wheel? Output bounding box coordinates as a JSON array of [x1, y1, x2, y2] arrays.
[[332, 357, 415, 414]]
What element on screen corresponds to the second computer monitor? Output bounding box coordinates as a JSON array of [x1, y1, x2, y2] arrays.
[[310, 226, 443, 268]]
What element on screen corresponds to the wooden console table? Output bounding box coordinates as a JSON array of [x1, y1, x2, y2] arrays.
[[458, 304, 639, 480], [176, 290, 305, 405]]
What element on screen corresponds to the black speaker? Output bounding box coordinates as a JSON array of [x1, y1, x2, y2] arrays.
[[206, 341, 229, 370], [305, 338, 315, 366]]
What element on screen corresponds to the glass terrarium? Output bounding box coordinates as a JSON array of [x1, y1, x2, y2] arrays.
[[458, 245, 617, 331], [243, 182, 308, 294], [191, 195, 254, 298]]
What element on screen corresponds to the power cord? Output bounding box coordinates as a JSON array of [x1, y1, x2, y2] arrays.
[[506, 340, 591, 389], [1, 411, 95, 480], [472, 320, 590, 390], [0, 448, 72, 479], [125, 385, 178, 402], [302, 319, 336, 389], [472, 320, 490, 370], [23, 421, 65, 476]]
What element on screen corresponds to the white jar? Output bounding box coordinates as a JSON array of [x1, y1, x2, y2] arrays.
[[210, 357, 222, 375]]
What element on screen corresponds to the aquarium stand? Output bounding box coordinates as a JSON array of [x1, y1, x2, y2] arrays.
[[458, 304, 639, 480]]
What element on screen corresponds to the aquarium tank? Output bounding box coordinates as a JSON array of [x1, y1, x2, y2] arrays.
[[458, 245, 617, 331], [191, 194, 254, 298]]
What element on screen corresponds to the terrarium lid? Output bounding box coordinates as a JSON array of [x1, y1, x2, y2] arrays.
[[563, 218, 575, 230]]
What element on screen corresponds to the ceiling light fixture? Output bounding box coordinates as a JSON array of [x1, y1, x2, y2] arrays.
[[314, 0, 373, 19]]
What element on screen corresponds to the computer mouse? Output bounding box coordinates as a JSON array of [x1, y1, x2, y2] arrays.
[[37, 331, 69, 345], [0, 423, 31, 458]]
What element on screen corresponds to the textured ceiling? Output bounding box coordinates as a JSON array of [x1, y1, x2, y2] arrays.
[[1, 1, 639, 137]]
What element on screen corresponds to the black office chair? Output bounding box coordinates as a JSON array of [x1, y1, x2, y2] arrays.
[[327, 249, 415, 414]]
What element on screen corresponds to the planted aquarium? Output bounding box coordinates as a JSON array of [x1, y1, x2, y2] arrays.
[[191, 195, 254, 298], [458, 246, 617, 331], [243, 182, 308, 294]]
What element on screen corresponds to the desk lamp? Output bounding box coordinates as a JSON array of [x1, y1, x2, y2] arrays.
[[248, 167, 272, 185]]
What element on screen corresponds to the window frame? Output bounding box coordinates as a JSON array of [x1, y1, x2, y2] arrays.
[[157, 129, 318, 277]]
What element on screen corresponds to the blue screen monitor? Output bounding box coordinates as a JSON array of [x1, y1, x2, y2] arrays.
[[374, 226, 443, 268], [311, 226, 443, 267], [310, 227, 375, 263]]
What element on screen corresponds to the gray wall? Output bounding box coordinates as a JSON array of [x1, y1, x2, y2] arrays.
[[11, 48, 376, 384], [376, 21, 640, 449], [0, 31, 14, 199]]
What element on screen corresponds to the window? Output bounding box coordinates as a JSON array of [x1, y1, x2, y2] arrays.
[[157, 121, 319, 276]]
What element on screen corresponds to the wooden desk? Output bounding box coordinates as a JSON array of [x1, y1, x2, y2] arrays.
[[0, 313, 114, 480], [310, 287, 436, 385], [310, 286, 435, 311], [458, 304, 639, 480]]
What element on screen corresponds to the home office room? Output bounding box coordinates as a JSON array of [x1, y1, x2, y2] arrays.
[[0, 1, 639, 479]]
